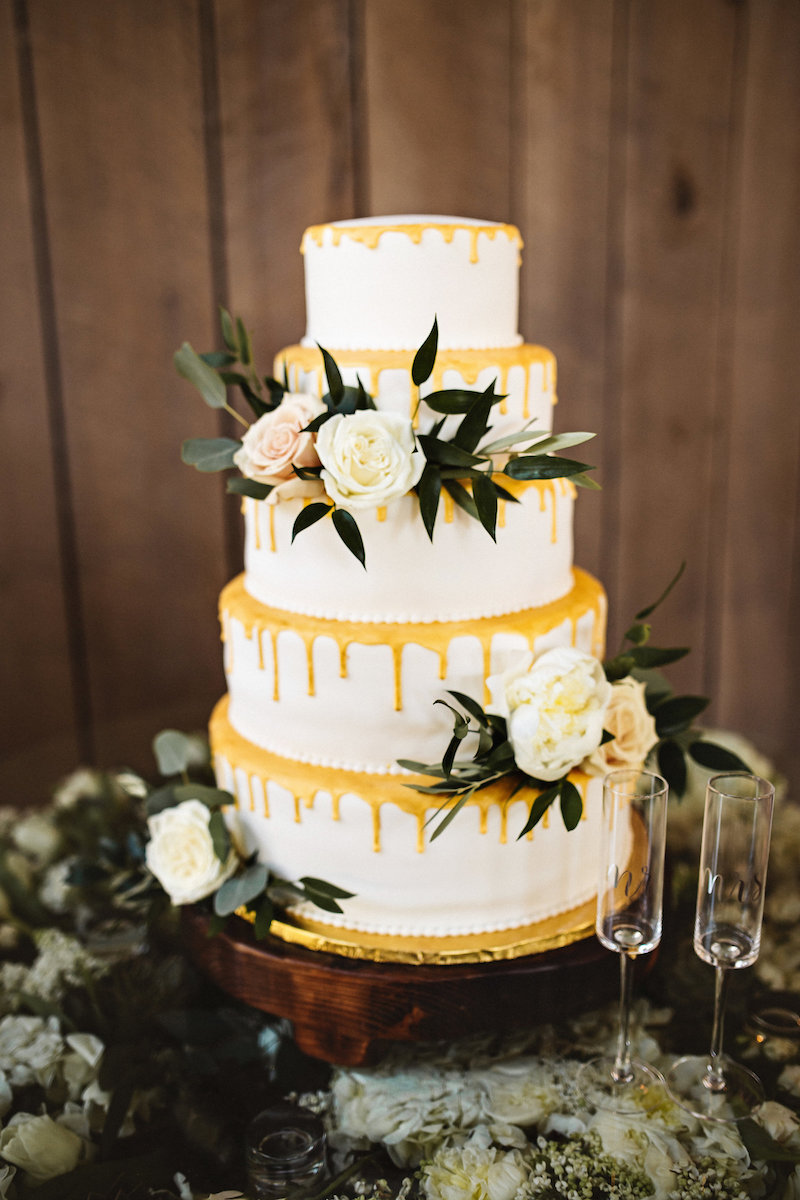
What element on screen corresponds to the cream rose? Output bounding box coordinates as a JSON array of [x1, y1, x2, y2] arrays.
[[0, 1113, 90, 1184], [487, 647, 611, 782], [315, 410, 424, 510], [585, 676, 658, 775], [145, 799, 237, 905], [233, 392, 326, 501]]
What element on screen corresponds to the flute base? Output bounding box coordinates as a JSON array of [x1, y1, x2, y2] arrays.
[[576, 1056, 665, 1114], [666, 1054, 764, 1123]]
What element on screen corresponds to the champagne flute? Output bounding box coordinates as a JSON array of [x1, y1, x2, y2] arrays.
[[577, 768, 669, 1112], [667, 772, 774, 1122]]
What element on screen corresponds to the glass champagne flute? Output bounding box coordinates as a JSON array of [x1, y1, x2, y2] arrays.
[[667, 772, 774, 1122], [577, 768, 669, 1112]]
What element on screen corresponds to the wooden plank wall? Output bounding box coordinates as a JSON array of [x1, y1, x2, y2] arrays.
[[2, 0, 799, 801]]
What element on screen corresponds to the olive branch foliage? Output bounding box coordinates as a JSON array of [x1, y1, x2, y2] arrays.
[[176, 310, 599, 566], [399, 562, 751, 842]]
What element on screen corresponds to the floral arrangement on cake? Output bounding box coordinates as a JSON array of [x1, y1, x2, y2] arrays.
[[175, 311, 597, 565], [403, 564, 751, 839]]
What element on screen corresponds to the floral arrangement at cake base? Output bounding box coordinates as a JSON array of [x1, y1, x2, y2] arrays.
[[0, 729, 797, 1197]]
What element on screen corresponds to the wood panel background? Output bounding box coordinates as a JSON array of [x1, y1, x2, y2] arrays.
[[2, 0, 799, 801]]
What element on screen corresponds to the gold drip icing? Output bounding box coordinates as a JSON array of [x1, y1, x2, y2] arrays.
[[275, 344, 555, 428], [210, 696, 593, 858], [301, 222, 523, 263], [218, 566, 606, 716], [268, 505, 276, 552], [376, 506, 387, 523]]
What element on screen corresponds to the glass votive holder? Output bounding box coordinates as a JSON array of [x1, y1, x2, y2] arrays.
[[245, 1103, 327, 1199]]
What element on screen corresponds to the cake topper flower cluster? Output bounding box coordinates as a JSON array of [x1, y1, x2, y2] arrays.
[[175, 309, 599, 565]]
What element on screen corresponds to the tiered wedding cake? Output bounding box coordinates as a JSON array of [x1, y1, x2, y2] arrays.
[[210, 217, 608, 951]]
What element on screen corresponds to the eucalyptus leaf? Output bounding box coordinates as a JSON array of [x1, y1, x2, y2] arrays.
[[292, 502, 332, 541], [175, 342, 227, 408], [332, 508, 366, 567], [145, 785, 179, 817], [152, 729, 196, 777], [226, 477, 274, 500], [214, 862, 269, 917], [181, 437, 240, 472], [412, 316, 439, 386]]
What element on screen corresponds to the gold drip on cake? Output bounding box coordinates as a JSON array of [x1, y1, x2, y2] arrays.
[[301, 221, 523, 265]]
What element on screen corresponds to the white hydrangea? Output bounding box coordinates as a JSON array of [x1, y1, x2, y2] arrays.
[[420, 1126, 528, 1200]]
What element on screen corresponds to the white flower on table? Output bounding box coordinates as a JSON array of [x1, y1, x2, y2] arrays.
[[0, 1112, 93, 1185], [487, 647, 611, 782], [421, 1126, 528, 1200], [233, 392, 326, 501], [585, 676, 658, 776], [316, 410, 424, 510], [145, 799, 237, 905]]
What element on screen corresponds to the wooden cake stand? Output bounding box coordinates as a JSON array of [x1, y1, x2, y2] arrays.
[[182, 903, 622, 1066]]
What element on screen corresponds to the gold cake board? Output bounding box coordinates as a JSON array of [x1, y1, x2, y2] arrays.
[[253, 895, 596, 965]]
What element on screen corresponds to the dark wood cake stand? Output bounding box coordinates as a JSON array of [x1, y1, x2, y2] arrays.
[[182, 909, 622, 1066]]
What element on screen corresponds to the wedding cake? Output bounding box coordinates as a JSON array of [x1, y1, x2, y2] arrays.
[[209, 217, 609, 954]]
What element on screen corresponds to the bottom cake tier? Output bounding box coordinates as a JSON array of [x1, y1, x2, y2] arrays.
[[211, 699, 611, 951]]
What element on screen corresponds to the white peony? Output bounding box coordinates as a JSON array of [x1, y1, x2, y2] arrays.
[[487, 647, 611, 781], [479, 1058, 562, 1126], [421, 1127, 528, 1200], [233, 392, 326, 501], [585, 676, 658, 775], [0, 1112, 91, 1184], [316, 410, 424, 511], [145, 799, 237, 905]]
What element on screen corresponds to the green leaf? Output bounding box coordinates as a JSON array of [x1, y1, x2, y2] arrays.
[[433, 697, 470, 738], [419, 388, 488, 415], [504, 455, 593, 481], [624, 622, 651, 646], [447, 690, 490, 727], [318, 343, 344, 404], [291, 502, 332, 541], [453, 387, 501, 453], [572, 472, 602, 491], [330, 508, 366, 566], [739, 1118, 800, 1163], [689, 740, 751, 772], [517, 784, 561, 839], [635, 561, 686, 620], [200, 350, 237, 368], [653, 694, 710, 737], [145, 784, 179, 816], [472, 472, 498, 540], [299, 876, 355, 900], [174, 342, 227, 408], [236, 315, 253, 365], [226, 476, 274, 500], [253, 894, 275, 940], [482, 429, 594, 456], [172, 783, 233, 809], [429, 792, 474, 841], [208, 809, 231, 863], [417, 463, 442, 541], [152, 729, 197, 777], [418, 434, 487, 468], [214, 862, 269, 917], [443, 478, 479, 521], [181, 437, 240, 472], [560, 780, 584, 830], [300, 880, 345, 914], [631, 645, 690, 670], [219, 306, 237, 352], [412, 316, 438, 386], [657, 738, 687, 797]]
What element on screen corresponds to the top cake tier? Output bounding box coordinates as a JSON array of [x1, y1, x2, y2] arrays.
[[301, 216, 523, 351]]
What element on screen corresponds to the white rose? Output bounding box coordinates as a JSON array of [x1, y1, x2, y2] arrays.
[[421, 1128, 528, 1200], [233, 393, 326, 501], [585, 676, 658, 775], [487, 647, 611, 782], [145, 799, 237, 905], [0, 1112, 90, 1184], [316, 410, 424, 511]]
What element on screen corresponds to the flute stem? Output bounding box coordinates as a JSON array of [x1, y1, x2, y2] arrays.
[[705, 965, 730, 1092], [612, 951, 635, 1084]]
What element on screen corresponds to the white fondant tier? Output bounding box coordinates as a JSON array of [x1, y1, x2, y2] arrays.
[[301, 217, 523, 351], [242, 478, 577, 622], [221, 568, 607, 773], [212, 699, 607, 938], [275, 342, 556, 445]]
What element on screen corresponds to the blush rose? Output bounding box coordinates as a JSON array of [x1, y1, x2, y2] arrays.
[[233, 392, 326, 501]]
